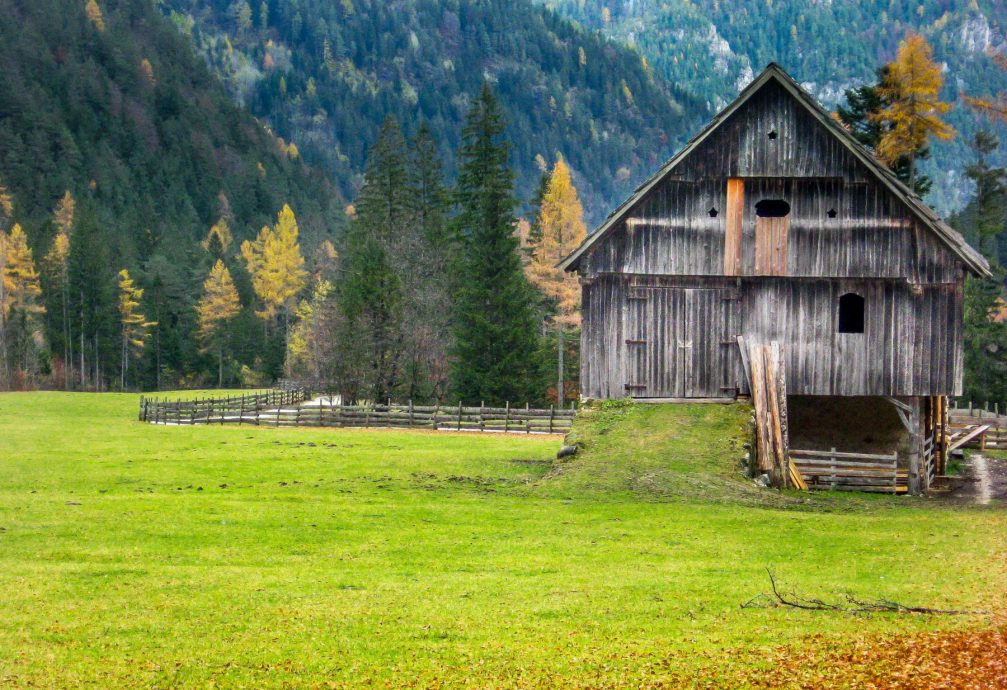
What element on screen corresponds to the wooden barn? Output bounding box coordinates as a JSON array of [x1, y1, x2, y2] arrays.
[[560, 64, 991, 495]]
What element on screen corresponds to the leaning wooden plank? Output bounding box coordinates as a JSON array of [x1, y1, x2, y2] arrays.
[[764, 345, 790, 488], [947, 424, 991, 452], [748, 342, 774, 475]]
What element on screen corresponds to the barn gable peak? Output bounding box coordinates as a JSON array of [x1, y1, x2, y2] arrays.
[[561, 63, 990, 277]]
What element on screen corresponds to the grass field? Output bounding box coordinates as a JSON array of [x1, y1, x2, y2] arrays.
[[0, 393, 1004, 688]]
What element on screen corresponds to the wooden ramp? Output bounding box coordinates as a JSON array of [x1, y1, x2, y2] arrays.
[[947, 424, 991, 453], [740, 338, 806, 490]]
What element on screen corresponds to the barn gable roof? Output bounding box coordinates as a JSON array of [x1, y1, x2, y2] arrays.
[[560, 63, 991, 278]]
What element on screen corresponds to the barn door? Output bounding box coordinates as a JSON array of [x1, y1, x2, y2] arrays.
[[623, 287, 735, 398]]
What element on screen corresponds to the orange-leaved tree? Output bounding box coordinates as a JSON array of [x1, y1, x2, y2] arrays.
[[525, 156, 587, 406], [197, 260, 241, 387], [871, 33, 955, 188]]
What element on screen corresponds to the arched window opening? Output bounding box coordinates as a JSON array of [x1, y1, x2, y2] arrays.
[[768, 130, 778, 140], [838, 293, 865, 334], [755, 199, 790, 218]]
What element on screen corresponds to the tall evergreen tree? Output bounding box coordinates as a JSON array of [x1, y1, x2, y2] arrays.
[[405, 122, 452, 401], [961, 132, 1007, 403], [450, 83, 542, 405], [336, 116, 409, 402]]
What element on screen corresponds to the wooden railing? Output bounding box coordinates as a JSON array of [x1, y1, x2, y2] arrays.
[[140, 392, 574, 434], [789, 448, 903, 494]]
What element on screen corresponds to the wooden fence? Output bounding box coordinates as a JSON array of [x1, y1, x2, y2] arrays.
[[789, 448, 903, 493], [140, 390, 574, 434]]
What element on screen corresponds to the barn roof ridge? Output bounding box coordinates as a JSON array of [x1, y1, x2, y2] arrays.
[[560, 63, 991, 278]]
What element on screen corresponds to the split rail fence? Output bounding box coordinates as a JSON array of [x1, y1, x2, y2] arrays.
[[140, 389, 574, 434], [789, 448, 903, 493]]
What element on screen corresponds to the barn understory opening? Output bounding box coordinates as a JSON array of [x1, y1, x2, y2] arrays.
[[787, 395, 906, 457]]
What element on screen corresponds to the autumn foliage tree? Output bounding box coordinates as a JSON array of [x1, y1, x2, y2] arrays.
[[526, 156, 587, 406], [1, 225, 45, 387], [871, 34, 954, 189], [46, 191, 75, 388], [117, 269, 154, 390], [240, 204, 308, 329], [197, 260, 241, 387]]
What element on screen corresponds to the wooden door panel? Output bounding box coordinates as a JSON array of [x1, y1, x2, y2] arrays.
[[624, 287, 734, 398]]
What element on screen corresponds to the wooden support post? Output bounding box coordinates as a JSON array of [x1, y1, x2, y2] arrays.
[[505, 401, 511, 432], [526, 402, 531, 434], [457, 401, 463, 431]]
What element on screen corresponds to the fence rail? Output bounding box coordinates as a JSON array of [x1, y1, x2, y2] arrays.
[[790, 448, 903, 493], [140, 390, 574, 434]]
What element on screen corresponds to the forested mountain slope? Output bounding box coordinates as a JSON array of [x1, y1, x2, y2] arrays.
[[162, 0, 708, 221], [541, 0, 1007, 212], [0, 0, 341, 258]]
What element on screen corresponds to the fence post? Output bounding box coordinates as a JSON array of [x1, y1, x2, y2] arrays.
[[432, 404, 438, 430], [549, 404, 555, 434], [504, 401, 510, 433], [457, 401, 463, 432], [526, 402, 530, 434], [479, 401, 485, 433], [409, 399, 414, 429], [829, 447, 837, 490]]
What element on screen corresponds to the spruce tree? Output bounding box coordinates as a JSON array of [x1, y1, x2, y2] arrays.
[[337, 116, 409, 402], [450, 83, 543, 405], [961, 132, 1007, 403]]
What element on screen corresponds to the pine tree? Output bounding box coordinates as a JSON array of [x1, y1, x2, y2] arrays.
[[526, 156, 587, 406], [406, 122, 452, 400], [202, 218, 233, 260], [0, 179, 12, 229], [961, 132, 1007, 403], [871, 34, 954, 189], [197, 260, 241, 387], [451, 83, 543, 405], [117, 269, 154, 390], [337, 116, 409, 402]]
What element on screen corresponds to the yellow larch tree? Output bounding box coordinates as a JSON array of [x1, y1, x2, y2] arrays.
[[0, 179, 12, 229], [84, 0, 105, 31], [47, 192, 75, 388], [240, 204, 307, 328], [117, 269, 154, 389], [871, 33, 955, 187], [526, 156, 587, 325], [526, 156, 587, 407], [197, 260, 241, 387], [1, 225, 44, 386]]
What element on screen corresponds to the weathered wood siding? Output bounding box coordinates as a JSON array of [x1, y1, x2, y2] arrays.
[[581, 275, 963, 399], [576, 76, 967, 400], [577, 80, 963, 283]]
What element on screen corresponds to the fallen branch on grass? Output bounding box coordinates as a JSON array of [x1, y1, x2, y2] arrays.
[[741, 568, 988, 615]]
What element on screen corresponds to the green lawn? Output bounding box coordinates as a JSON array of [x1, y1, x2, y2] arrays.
[[0, 393, 1003, 688]]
